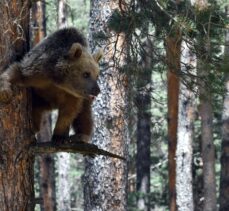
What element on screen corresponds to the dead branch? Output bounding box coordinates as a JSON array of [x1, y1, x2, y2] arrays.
[[30, 135, 125, 160]]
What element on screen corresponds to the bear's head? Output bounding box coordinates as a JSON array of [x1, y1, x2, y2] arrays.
[[56, 43, 103, 100]]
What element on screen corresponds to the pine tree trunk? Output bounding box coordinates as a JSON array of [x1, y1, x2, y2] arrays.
[[165, 29, 181, 211], [57, 1, 71, 210], [38, 114, 56, 211], [176, 41, 195, 211], [0, 1, 34, 210], [198, 61, 216, 211], [84, 0, 129, 210], [136, 39, 152, 211], [193, 2, 217, 210], [57, 0, 68, 29], [31, 2, 57, 210], [219, 5, 229, 211]]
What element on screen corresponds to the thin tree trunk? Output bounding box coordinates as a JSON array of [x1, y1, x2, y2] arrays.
[[193, 2, 217, 210], [31, 2, 57, 210], [38, 114, 57, 211], [136, 39, 152, 211], [219, 5, 229, 211], [57, 1, 71, 210], [198, 61, 216, 211], [0, 1, 34, 210], [84, 0, 129, 210], [176, 41, 195, 211], [57, 0, 68, 29], [165, 29, 181, 211]]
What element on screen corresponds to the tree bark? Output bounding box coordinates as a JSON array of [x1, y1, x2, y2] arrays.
[[165, 29, 181, 211], [0, 0, 34, 210], [176, 41, 195, 211], [84, 0, 129, 210], [219, 5, 229, 211]]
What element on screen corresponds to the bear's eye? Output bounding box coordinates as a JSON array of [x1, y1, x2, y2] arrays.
[[83, 72, 90, 79]]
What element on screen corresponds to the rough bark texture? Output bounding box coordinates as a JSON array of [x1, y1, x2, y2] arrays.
[[0, 0, 34, 210], [136, 39, 151, 211], [31, 3, 57, 210], [219, 6, 229, 211], [84, 0, 129, 210], [176, 41, 195, 211], [165, 30, 181, 211]]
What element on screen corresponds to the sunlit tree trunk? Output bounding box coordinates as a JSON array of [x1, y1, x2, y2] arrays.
[[136, 38, 152, 211], [31, 2, 57, 210], [0, 0, 34, 210], [84, 0, 129, 210], [57, 0, 68, 29], [176, 41, 195, 211], [219, 5, 229, 211], [165, 29, 181, 211]]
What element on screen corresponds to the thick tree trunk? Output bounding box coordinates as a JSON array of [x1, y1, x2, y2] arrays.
[[0, 1, 34, 210], [176, 41, 195, 211], [219, 5, 229, 211], [31, 2, 57, 211], [136, 39, 152, 211], [165, 29, 181, 211], [84, 0, 129, 210]]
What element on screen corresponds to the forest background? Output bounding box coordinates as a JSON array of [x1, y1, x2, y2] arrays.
[[0, 0, 229, 211]]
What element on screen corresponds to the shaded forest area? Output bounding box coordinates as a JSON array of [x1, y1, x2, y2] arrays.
[[0, 0, 229, 211]]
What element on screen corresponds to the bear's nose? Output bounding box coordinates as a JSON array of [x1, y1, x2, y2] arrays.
[[92, 84, 100, 96]]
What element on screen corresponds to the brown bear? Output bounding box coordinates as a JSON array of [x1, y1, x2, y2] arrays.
[[0, 27, 103, 143]]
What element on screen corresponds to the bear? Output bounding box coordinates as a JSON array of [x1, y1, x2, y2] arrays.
[[0, 27, 103, 143]]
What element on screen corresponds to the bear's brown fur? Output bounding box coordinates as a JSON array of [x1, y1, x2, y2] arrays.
[[0, 28, 103, 143]]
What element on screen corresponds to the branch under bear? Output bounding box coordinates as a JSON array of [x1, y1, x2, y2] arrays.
[[31, 135, 125, 160]]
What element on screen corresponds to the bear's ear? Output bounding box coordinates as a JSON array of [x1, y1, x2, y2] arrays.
[[93, 49, 103, 63], [68, 43, 83, 59]]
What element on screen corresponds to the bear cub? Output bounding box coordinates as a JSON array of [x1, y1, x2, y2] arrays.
[[0, 27, 103, 143]]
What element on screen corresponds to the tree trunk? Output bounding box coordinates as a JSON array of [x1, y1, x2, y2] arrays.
[[198, 61, 216, 211], [219, 5, 229, 211], [193, 1, 217, 210], [136, 39, 152, 211], [84, 0, 129, 210], [57, 0, 68, 29], [31, 2, 57, 211], [176, 41, 195, 211], [0, 1, 34, 210], [38, 114, 57, 211], [165, 29, 181, 211], [57, 1, 71, 210]]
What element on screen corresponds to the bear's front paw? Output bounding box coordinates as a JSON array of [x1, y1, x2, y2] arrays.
[[0, 80, 13, 103], [51, 134, 69, 145], [77, 134, 91, 143]]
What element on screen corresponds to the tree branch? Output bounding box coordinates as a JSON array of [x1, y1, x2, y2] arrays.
[[30, 135, 125, 160]]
